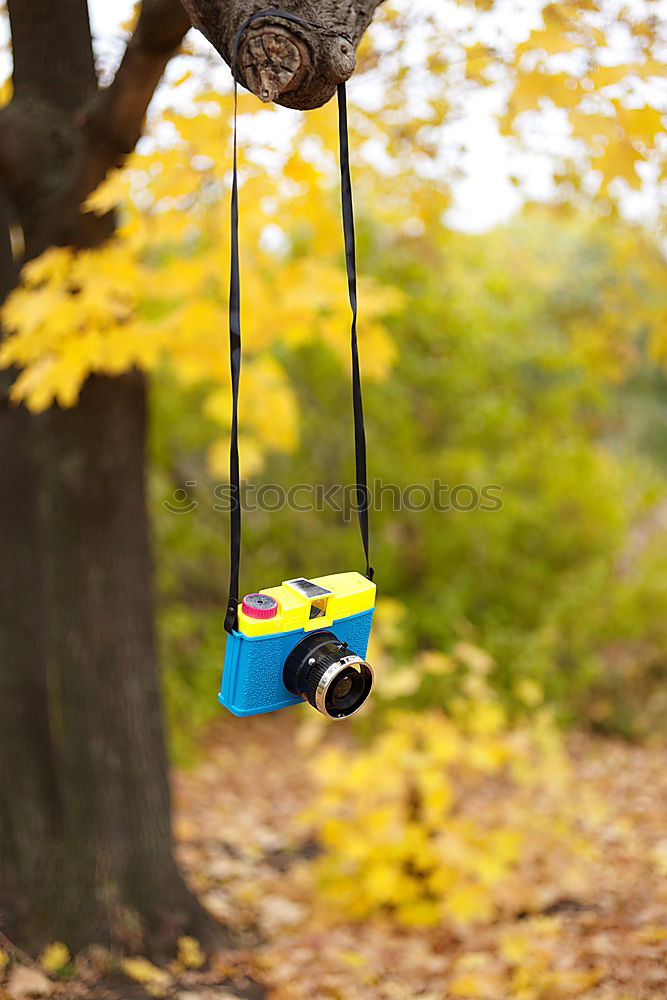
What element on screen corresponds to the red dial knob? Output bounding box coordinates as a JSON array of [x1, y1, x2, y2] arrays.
[[242, 594, 279, 620]]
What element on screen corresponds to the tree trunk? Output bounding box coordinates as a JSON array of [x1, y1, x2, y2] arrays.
[[0, 190, 59, 944], [43, 372, 215, 951], [0, 0, 216, 954]]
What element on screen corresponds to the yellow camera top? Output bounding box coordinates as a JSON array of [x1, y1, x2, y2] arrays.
[[237, 571, 376, 637]]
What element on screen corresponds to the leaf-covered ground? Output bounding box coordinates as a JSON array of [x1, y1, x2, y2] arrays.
[[173, 715, 667, 1000], [3, 713, 667, 1000]]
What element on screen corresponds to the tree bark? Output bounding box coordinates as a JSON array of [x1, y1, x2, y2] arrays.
[[44, 372, 216, 951], [0, 185, 59, 945]]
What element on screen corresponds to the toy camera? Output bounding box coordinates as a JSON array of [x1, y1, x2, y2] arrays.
[[219, 571, 376, 719]]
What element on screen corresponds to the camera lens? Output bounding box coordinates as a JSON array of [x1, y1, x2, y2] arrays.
[[325, 666, 367, 716], [283, 630, 374, 720]]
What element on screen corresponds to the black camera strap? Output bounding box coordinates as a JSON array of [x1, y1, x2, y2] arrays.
[[225, 9, 374, 635]]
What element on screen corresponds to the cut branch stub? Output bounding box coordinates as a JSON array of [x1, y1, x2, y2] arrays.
[[179, 1, 383, 110], [238, 26, 311, 104], [235, 20, 356, 108]]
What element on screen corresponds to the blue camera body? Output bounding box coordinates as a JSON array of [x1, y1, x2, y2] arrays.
[[219, 572, 376, 718]]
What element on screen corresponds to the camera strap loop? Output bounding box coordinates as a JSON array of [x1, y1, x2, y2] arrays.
[[225, 9, 373, 635], [337, 82, 374, 587]]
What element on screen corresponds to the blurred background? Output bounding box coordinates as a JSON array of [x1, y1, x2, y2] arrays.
[[129, 0, 667, 749], [2, 1, 667, 997]]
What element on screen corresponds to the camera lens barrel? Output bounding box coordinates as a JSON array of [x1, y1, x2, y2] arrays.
[[283, 630, 374, 720]]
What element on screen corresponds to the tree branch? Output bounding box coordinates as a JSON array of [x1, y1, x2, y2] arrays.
[[1, 0, 383, 255], [0, 0, 191, 255], [75, 0, 192, 203], [8, 0, 97, 113], [180, 0, 385, 109], [2, 0, 100, 254]]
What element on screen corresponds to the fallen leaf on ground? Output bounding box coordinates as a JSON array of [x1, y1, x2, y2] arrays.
[[38, 944, 70, 975]]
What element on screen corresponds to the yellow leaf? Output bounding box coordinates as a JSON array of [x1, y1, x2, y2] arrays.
[[517, 28, 580, 58], [570, 112, 619, 145], [514, 678, 544, 707], [85, 170, 129, 213], [465, 45, 493, 84], [22, 247, 74, 288], [445, 884, 494, 924], [39, 943, 70, 974], [121, 957, 172, 997], [449, 971, 495, 998], [0, 75, 12, 107], [500, 928, 530, 963], [637, 925, 667, 944], [511, 71, 579, 116], [615, 104, 665, 146], [589, 63, 639, 88], [592, 137, 643, 192], [396, 899, 440, 926], [177, 936, 206, 970], [10, 358, 60, 412]]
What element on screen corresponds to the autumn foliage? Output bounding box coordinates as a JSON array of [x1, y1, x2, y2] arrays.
[[1, 0, 667, 996]]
